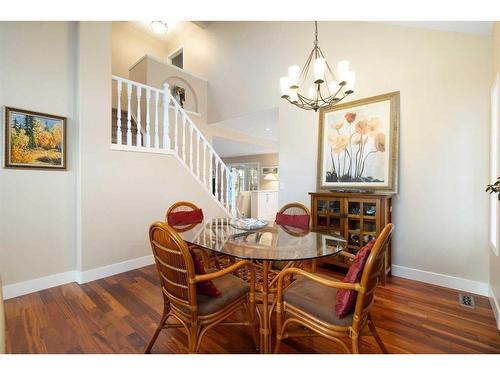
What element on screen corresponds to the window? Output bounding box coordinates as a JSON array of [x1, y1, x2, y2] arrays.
[[490, 74, 499, 255], [168, 47, 183, 69]]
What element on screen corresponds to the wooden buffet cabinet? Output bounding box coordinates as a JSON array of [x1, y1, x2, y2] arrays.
[[309, 191, 393, 279]]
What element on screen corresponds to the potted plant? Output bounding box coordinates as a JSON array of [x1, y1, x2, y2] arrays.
[[486, 177, 500, 200]]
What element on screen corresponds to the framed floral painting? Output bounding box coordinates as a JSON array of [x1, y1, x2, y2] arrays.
[[317, 92, 399, 193], [4, 107, 67, 170]]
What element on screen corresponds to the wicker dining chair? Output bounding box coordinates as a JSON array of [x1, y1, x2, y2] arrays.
[[273, 202, 311, 271], [165, 201, 225, 269], [278, 202, 311, 218], [146, 221, 259, 353], [274, 223, 394, 354]]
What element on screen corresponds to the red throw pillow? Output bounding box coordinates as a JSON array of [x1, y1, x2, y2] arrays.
[[189, 249, 222, 298], [335, 241, 375, 318], [168, 208, 204, 227], [275, 212, 310, 230]]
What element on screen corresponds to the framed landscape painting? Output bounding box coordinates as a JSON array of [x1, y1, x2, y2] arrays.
[[317, 92, 399, 193], [4, 107, 66, 170]]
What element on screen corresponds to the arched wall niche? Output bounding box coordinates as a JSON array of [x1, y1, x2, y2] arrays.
[[164, 76, 199, 114]]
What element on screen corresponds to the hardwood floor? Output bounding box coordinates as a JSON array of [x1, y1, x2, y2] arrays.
[[4, 265, 500, 354]]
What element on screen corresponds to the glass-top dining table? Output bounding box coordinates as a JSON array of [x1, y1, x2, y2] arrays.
[[180, 218, 347, 353]]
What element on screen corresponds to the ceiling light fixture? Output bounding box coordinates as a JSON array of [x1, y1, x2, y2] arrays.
[[280, 21, 355, 112], [265, 127, 271, 131], [150, 21, 168, 34]]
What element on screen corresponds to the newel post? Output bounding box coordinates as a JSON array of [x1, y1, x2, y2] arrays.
[[162, 82, 171, 149]]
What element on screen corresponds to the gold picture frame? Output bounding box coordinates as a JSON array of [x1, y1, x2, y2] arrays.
[[4, 106, 67, 170], [317, 92, 399, 193]]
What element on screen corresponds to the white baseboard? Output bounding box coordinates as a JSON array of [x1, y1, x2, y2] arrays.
[[391, 264, 489, 296], [2, 271, 77, 300], [75, 255, 154, 284], [2, 255, 155, 300], [489, 286, 500, 331]]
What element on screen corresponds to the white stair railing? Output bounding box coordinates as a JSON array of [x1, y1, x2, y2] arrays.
[[112, 75, 236, 216]]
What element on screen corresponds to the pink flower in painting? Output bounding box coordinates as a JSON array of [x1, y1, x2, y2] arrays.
[[351, 133, 362, 145], [367, 118, 381, 137], [344, 112, 356, 123], [331, 120, 344, 130], [328, 133, 349, 154], [374, 133, 386, 152], [354, 117, 369, 135]]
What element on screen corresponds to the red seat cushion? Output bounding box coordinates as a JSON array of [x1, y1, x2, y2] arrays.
[[275, 212, 310, 230], [189, 249, 222, 298], [167, 208, 204, 227], [335, 240, 376, 318]]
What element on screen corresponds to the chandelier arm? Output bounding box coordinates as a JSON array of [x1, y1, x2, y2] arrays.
[[298, 49, 315, 88]]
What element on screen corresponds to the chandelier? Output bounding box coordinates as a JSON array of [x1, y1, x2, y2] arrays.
[[280, 21, 355, 111]]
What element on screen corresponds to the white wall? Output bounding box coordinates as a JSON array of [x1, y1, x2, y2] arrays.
[[165, 21, 492, 285], [78, 22, 227, 272], [0, 22, 78, 285], [112, 22, 170, 78], [490, 22, 500, 327], [0, 22, 227, 293]]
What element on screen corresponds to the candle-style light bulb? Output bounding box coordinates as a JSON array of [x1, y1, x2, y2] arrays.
[[337, 60, 350, 84], [345, 71, 356, 92], [313, 57, 325, 84], [329, 81, 339, 94], [280, 77, 290, 98], [288, 65, 300, 89]]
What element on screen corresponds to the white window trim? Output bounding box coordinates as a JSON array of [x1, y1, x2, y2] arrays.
[[490, 73, 499, 256]]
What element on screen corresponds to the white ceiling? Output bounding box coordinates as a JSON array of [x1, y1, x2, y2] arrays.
[[122, 21, 199, 42], [210, 108, 279, 142], [213, 136, 278, 158], [121, 21, 493, 46], [381, 21, 494, 36]]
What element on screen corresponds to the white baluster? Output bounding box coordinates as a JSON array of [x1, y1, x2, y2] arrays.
[[174, 106, 179, 155], [116, 80, 122, 145], [221, 166, 225, 205], [126, 83, 132, 146], [230, 168, 237, 217], [196, 133, 201, 178], [162, 82, 170, 149], [136, 86, 142, 147], [225, 168, 230, 208], [210, 150, 213, 194], [215, 159, 219, 200], [203, 142, 207, 186], [145, 88, 151, 148], [189, 122, 194, 170], [154, 90, 159, 148], [182, 115, 186, 162]]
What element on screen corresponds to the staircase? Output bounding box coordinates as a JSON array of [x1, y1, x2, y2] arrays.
[[111, 76, 235, 216], [111, 108, 143, 146]]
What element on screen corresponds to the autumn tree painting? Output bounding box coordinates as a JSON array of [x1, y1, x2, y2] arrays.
[[5, 108, 66, 169]]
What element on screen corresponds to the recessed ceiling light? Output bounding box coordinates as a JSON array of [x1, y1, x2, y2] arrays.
[[265, 127, 271, 131], [150, 21, 168, 34]]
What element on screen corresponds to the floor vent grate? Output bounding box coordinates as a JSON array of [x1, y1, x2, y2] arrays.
[[458, 293, 475, 309]]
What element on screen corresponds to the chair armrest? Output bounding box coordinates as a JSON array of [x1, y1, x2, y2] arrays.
[[194, 260, 255, 283], [275, 267, 362, 307], [194, 260, 255, 296]]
